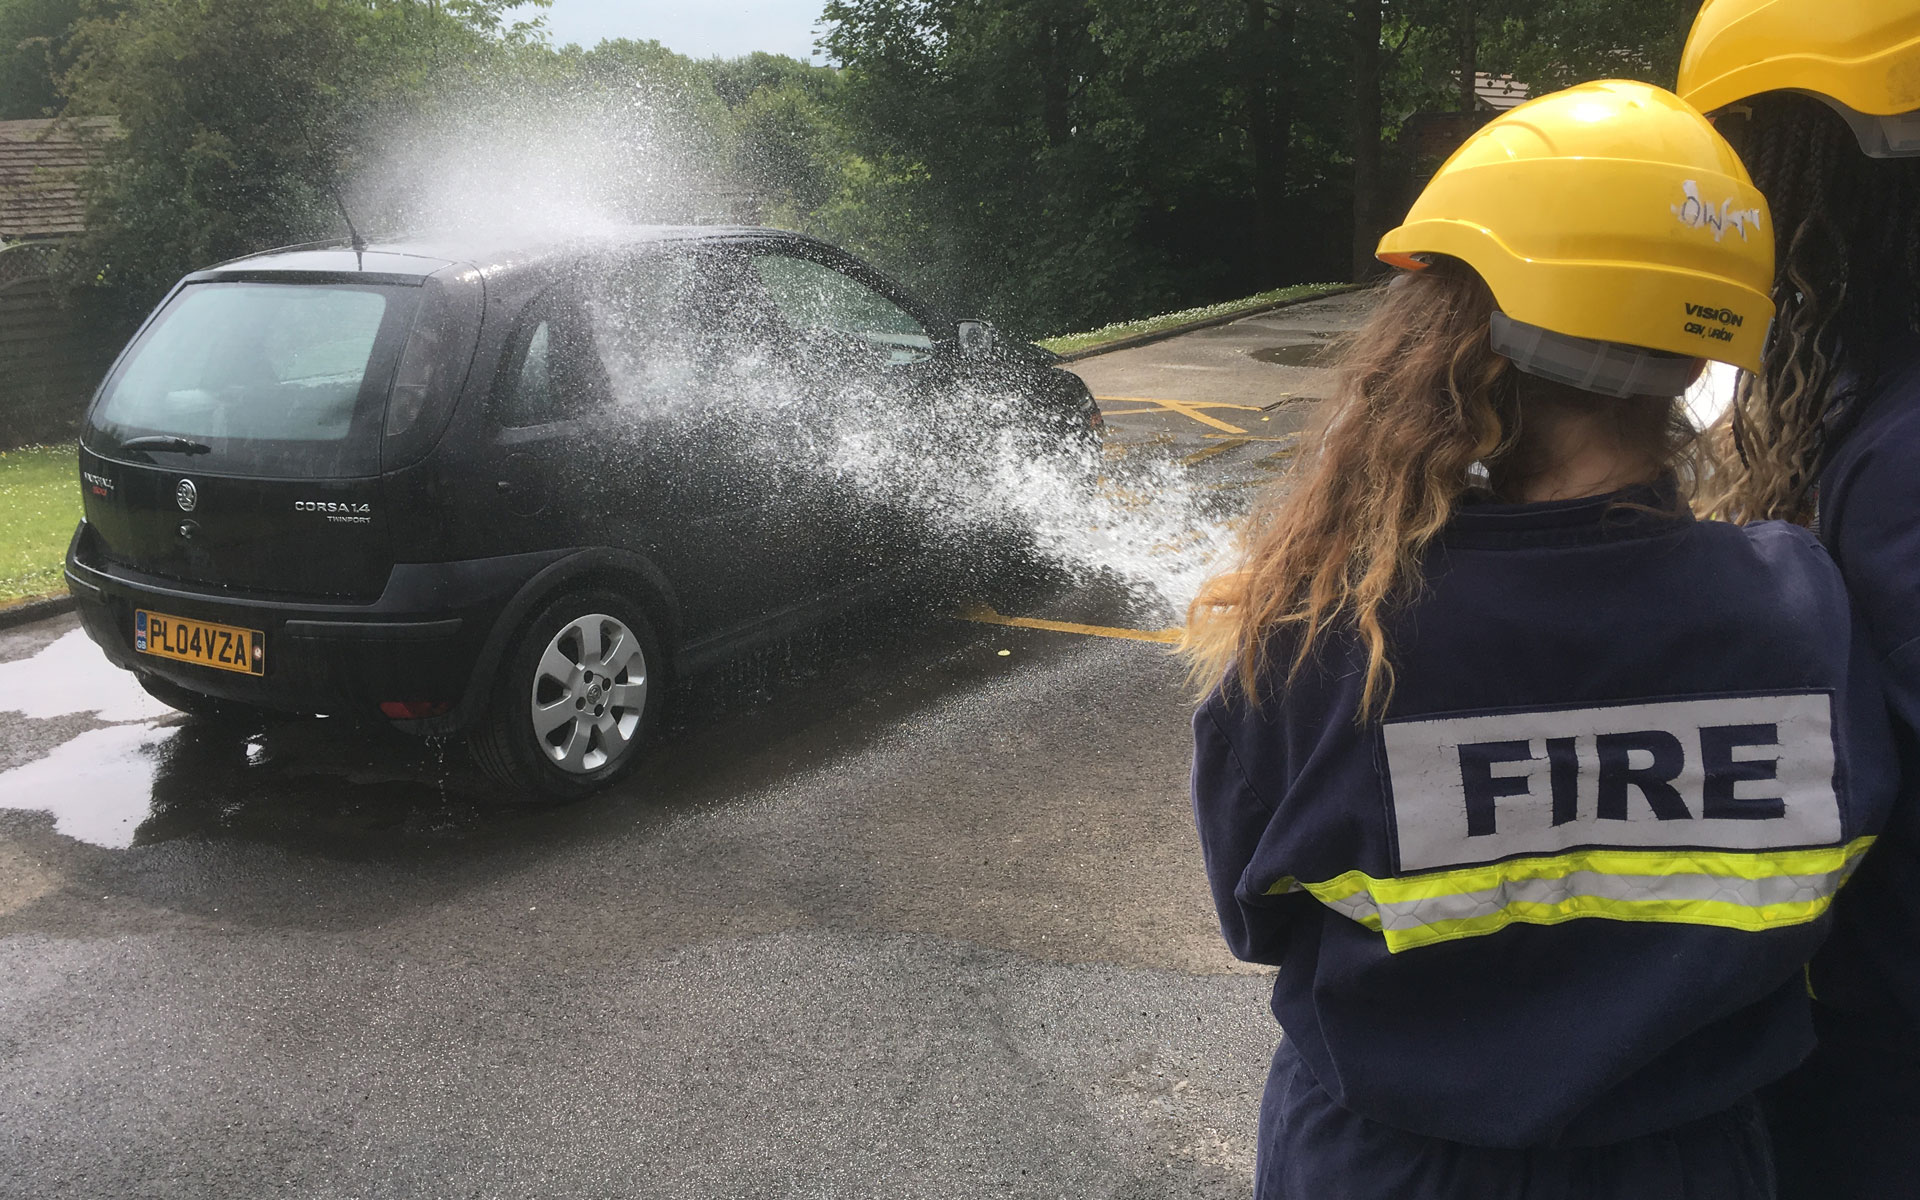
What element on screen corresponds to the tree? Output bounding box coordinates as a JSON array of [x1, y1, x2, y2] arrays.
[[0, 0, 88, 118], [34, 0, 1704, 339], [1344, 0, 1698, 278], [55, 0, 543, 316], [1493, 0, 1699, 91], [817, 0, 1365, 333], [1350, 0, 1384, 281]]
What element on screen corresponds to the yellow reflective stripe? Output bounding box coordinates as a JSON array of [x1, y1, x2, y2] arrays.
[[1269, 836, 1876, 953]]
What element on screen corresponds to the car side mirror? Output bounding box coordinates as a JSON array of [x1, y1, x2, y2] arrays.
[[956, 319, 999, 358]]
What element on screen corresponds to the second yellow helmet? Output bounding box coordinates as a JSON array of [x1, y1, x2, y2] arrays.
[[1377, 79, 1775, 377], [1679, 0, 1920, 156]]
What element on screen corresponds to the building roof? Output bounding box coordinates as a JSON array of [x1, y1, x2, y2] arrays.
[[1474, 73, 1529, 112], [0, 117, 116, 241]]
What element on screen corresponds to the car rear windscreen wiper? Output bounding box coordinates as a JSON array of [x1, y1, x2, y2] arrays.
[[118, 435, 212, 455]]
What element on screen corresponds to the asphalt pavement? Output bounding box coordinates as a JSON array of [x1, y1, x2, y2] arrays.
[[0, 292, 1373, 1199]]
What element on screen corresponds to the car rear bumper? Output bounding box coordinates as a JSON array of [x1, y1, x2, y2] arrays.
[[66, 526, 565, 728]]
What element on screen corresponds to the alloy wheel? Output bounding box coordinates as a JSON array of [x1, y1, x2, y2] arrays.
[[528, 612, 648, 774]]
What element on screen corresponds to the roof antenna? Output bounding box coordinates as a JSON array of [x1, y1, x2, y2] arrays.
[[302, 124, 366, 269], [330, 183, 367, 270]]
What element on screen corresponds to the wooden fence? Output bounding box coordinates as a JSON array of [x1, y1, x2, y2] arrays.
[[0, 242, 122, 449]]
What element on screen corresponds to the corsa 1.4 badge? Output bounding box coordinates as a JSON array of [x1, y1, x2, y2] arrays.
[[293, 499, 373, 525]]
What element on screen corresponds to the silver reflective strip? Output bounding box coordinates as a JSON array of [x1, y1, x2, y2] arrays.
[[1319, 890, 1378, 925], [1362, 861, 1858, 932], [1488, 311, 1697, 399]]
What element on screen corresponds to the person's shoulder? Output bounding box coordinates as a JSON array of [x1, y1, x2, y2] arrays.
[[1202, 625, 1366, 728], [1725, 515, 1825, 554], [1691, 516, 1846, 607], [1688, 511, 1818, 551], [1826, 336, 1920, 479]]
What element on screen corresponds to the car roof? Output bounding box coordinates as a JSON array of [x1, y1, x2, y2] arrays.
[[188, 225, 817, 283]]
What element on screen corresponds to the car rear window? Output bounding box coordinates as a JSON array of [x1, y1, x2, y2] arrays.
[[89, 280, 421, 478]]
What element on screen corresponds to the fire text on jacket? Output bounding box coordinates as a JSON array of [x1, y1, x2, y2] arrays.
[[1381, 692, 1841, 871]]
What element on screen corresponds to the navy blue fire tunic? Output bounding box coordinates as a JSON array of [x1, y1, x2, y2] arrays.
[[1192, 484, 1897, 1150], [1809, 328, 1920, 1035]]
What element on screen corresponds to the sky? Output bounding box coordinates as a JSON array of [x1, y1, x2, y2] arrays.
[[511, 0, 828, 62]]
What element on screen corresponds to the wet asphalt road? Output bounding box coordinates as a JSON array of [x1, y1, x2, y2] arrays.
[[0, 295, 1370, 1199]]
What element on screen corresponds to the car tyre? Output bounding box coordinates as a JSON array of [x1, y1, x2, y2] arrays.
[[137, 672, 288, 726], [470, 589, 663, 803]]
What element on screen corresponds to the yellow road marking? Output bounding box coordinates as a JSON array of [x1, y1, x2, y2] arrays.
[[959, 605, 1183, 644], [1094, 395, 1255, 434], [1141, 398, 1247, 433], [1180, 438, 1249, 466], [1203, 433, 1297, 443], [1095, 396, 1263, 411]]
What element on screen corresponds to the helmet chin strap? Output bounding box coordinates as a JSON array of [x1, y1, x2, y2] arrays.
[[1488, 312, 1698, 399]]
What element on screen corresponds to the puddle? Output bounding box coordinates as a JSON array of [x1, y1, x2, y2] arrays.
[[1250, 343, 1336, 368], [0, 626, 487, 849], [0, 629, 171, 722], [0, 722, 169, 848], [0, 711, 502, 851], [0, 594, 1068, 851]]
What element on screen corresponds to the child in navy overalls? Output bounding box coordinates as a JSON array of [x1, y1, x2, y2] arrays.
[[1185, 80, 1898, 1199]]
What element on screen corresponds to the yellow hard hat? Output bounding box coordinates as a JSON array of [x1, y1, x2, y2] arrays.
[[1377, 79, 1774, 377], [1679, 0, 1920, 156]]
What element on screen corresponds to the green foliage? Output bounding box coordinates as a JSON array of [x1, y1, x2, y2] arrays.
[[0, 0, 86, 118], [812, 0, 1705, 335], [18, 0, 1696, 348], [1493, 0, 1699, 92], [1038, 283, 1349, 354], [703, 54, 848, 219], [816, 0, 1269, 336], [55, 0, 546, 317], [0, 443, 79, 604]]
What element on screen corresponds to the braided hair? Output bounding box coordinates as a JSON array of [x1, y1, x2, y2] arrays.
[[1710, 93, 1920, 524]]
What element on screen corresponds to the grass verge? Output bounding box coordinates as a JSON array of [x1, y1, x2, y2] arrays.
[[1037, 283, 1349, 356], [0, 444, 79, 606]]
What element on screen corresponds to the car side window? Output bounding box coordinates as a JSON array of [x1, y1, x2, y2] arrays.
[[582, 249, 729, 408], [749, 253, 934, 367], [502, 321, 553, 423], [493, 299, 605, 427]]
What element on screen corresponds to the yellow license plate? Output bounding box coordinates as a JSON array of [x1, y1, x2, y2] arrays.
[[134, 609, 264, 676]]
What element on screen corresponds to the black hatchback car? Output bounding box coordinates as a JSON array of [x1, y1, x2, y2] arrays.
[[66, 226, 1101, 797]]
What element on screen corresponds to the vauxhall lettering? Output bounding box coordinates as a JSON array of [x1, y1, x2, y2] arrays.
[[1382, 693, 1841, 871]]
